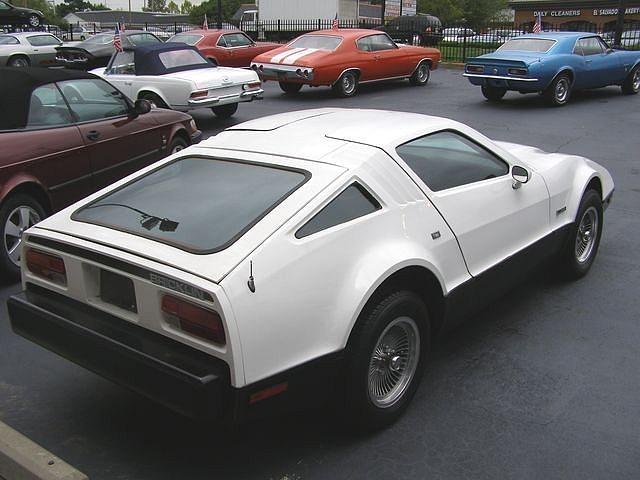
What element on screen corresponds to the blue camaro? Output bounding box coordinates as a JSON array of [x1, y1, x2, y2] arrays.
[[464, 32, 640, 106]]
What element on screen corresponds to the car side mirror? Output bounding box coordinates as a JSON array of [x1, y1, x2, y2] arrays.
[[133, 99, 152, 116], [512, 165, 530, 189]]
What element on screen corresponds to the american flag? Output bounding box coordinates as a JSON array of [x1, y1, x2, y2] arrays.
[[202, 13, 209, 30], [113, 23, 122, 52], [533, 12, 542, 33], [332, 13, 339, 30]]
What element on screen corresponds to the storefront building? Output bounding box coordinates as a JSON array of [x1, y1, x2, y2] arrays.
[[509, 0, 640, 31]]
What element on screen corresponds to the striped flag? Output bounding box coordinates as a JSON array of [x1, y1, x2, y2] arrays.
[[113, 23, 122, 52], [332, 13, 339, 30], [533, 12, 542, 33], [203, 13, 209, 30]]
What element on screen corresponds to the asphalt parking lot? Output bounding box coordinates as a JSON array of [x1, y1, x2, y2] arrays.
[[1, 67, 639, 479]]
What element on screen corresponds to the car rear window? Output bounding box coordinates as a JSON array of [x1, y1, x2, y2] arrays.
[[289, 35, 342, 51], [497, 38, 555, 52], [158, 49, 209, 69], [73, 157, 309, 253]]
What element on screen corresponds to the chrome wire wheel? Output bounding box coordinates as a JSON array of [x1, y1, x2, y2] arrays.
[[633, 68, 640, 92], [28, 14, 40, 27], [368, 316, 420, 408], [4, 206, 40, 267], [575, 206, 599, 264], [342, 72, 356, 95], [417, 63, 430, 83], [555, 77, 569, 103]]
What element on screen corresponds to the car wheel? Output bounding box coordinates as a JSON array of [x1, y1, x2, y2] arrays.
[[481, 84, 506, 101], [278, 81, 303, 94], [28, 14, 40, 27], [545, 73, 572, 106], [332, 70, 359, 97], [560, 189, 603, 279], [345, 290, 429, 430], [212, 103, 238, 119], [8, 55, 30, 68], [169, 136, 188, 154], [621, 65, 640, 95], [139, 92, 168, 109], [0, 194, 46, 279], [409, 61, 431, 86]]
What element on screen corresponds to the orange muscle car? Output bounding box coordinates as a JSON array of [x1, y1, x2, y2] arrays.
[[251, 29, 441, 97]]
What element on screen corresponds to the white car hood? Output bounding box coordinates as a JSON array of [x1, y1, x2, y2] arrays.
[[164, 66, 259, 89]]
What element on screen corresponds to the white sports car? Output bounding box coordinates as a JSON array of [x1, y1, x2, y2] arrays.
[[91, 42, 263, 119], [8, 109, 614, 428]]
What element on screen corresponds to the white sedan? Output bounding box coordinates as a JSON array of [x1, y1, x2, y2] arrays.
[[91, 42, 263, 118], [8, 109, 613, 429]]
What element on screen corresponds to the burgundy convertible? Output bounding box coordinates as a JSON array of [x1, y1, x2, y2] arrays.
[[0, 67, 201, 277]]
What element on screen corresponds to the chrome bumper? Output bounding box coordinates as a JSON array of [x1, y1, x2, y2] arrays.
[[187, 88, 264, 108], [463, 73, 539, 82]]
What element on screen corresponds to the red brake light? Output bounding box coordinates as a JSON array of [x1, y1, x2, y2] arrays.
[[162, 295, 225, 344], [26, 249, 67, 285], [190, 90, 208, 99]]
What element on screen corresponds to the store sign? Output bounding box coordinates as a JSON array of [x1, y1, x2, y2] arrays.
[[593, 7, 640, 16], [385, 0, 417, 17], [533, 10, 582, 17]]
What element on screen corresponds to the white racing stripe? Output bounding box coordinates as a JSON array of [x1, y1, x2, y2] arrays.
[[281, 48, 319, 65], [270, 47, 306, 64]]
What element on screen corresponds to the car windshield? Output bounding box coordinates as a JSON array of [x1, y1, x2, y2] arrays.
[[498, 38, 556, 52], [73, 157, 309, 253], [289, 35, 341, 51], [167, 34, 203, 45], [158, 49, 209, 69], [0, 35, 18, 45], [83, 34, 113, 45]]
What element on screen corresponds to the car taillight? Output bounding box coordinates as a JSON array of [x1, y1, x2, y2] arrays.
[[162, 294, 225, 345], [190, 90, 208, 99], [466, 65, 484, 74], [243, 81, 261, 90], [26, 249, 66, 285], [508, 68, 528, 76]]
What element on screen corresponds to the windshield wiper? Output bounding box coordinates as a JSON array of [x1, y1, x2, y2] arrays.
[[83, 203, 179, 232]]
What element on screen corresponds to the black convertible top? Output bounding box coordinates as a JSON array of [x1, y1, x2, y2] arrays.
[[126, 42, 214, 76], [0, 67, 97, 130]]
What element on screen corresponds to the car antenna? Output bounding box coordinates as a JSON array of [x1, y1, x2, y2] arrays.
[[247, 260, 256, 293]]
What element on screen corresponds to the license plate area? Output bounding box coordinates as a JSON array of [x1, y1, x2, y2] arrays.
[[100, 269, 137, 313]]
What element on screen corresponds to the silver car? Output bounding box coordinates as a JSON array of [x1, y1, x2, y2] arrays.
[[0, 31, 63, 67]]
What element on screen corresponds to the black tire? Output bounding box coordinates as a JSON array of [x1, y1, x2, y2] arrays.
[[278, 81, 303, 94], [345, 290, 429, 430], [168, 136, 188, 154], [332, 70, 359, 97], [28, 14, 41, 27], [481, 84, 506, 101], [559, 189, 603, 279], [621, 65, 640, 95], [212, 103, 238, 119], [409, 61, 431, 86], [7, 55, 29, 68], [138, 92, 168, 109], [0, 194, 46, 279], [545, 73, 572, 107]]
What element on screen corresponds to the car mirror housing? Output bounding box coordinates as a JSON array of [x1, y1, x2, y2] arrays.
[[512, 165, 530, 189], [133, 99, 152, 116]]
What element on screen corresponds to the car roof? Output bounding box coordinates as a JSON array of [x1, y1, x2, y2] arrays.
[[205, 108, 464, 166], [517, 32, 598, 40], [1, 31, 58, 38], [304, 29, 390, 40], [180, 29, 240, 36]]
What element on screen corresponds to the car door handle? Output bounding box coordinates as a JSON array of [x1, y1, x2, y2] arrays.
[[123, 81, 132, 86], [585, 59, 592, 64], [86, 130, 101, 141]]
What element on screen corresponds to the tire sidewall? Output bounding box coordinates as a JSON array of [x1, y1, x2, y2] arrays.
[[335, 71, 359, 97], [212, 103, 238, 118], [563, 189, 603, 278], [9, 56, 29, 68], [481, 84, 506, 101]]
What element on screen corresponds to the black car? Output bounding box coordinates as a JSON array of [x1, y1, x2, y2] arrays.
[[0, 0, 44, 28], [377, 14, 442, 46], [55, 30, 161, 70]]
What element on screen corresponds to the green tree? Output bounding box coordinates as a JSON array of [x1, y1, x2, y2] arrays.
[[146, 0, 167, 12], [180, 0, 193, 14], [189, 0, 240, 25], [166, 0, 179, 13], [417, 0, 464, 23], [462, 0, 507, 27]]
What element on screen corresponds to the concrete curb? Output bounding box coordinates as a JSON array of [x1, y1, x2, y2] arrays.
[[0, 421, 87, 480]]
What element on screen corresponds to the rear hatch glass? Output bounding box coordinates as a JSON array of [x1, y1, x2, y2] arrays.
[[73, 156, 309, 253]]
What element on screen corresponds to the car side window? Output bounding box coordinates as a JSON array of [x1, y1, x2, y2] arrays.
[[396, 131, 510, 192], [356, 36, 373, 52], [108, 50, 135, 74], [0, 2, 11, 10], [296, 183, 381, 239], [27, 84, 73, 128], [0, 35, 18, 45], [221, 33, 253, 47], [26, 34, 60, 46], [577, 37, 604, 56], [370, 34, 397, 51], [58, 79, 129, 122]]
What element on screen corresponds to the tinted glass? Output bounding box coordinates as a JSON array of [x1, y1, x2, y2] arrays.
[[108, 50, 135, 74], [296, 183, 381, 239], [221, 32, 252, 47], [0, 1, 10, 9], [126, 33, 160, 45], [26, 34, 60, 46], [27, 84, 72, 128], [396, 131, 509, 191], [498, 38, 555, 52], [0, 35, 18, 45], [59, 79, 129, 122], [577, 37, 604, 55], [168, 33, 202, 45], [74, 158, 308, 252], [289, 35, 341, 50], [158, 49, 208, 69]]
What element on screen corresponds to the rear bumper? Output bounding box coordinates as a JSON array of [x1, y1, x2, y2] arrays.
[[464, 72, 545, 91], [187, 88, 263, 109], [8, 284, 231, 420], [251, 62, 315, 83]]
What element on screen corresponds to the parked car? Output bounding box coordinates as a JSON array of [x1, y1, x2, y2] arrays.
[[0, 31, 63, 67], [167, 28, 279, 67], [464, 32, 640, 106], [376, 13, 442, 46], [442, 27, 475, 42], [55, 31, 162, 70], [0, 67, 201, 277], [0, 0, 43, 28], [91, 42, 263, 118], [7, 108, 613, 428], [251, 29, 440, 97], [620, 30, 640, 49], [62, 25, 95, 41]]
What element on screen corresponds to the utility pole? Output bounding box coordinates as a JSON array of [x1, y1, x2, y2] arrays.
[[381, 0, 385, 25], [217, 0, 222, 29], [614, 0, 626, 46]]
